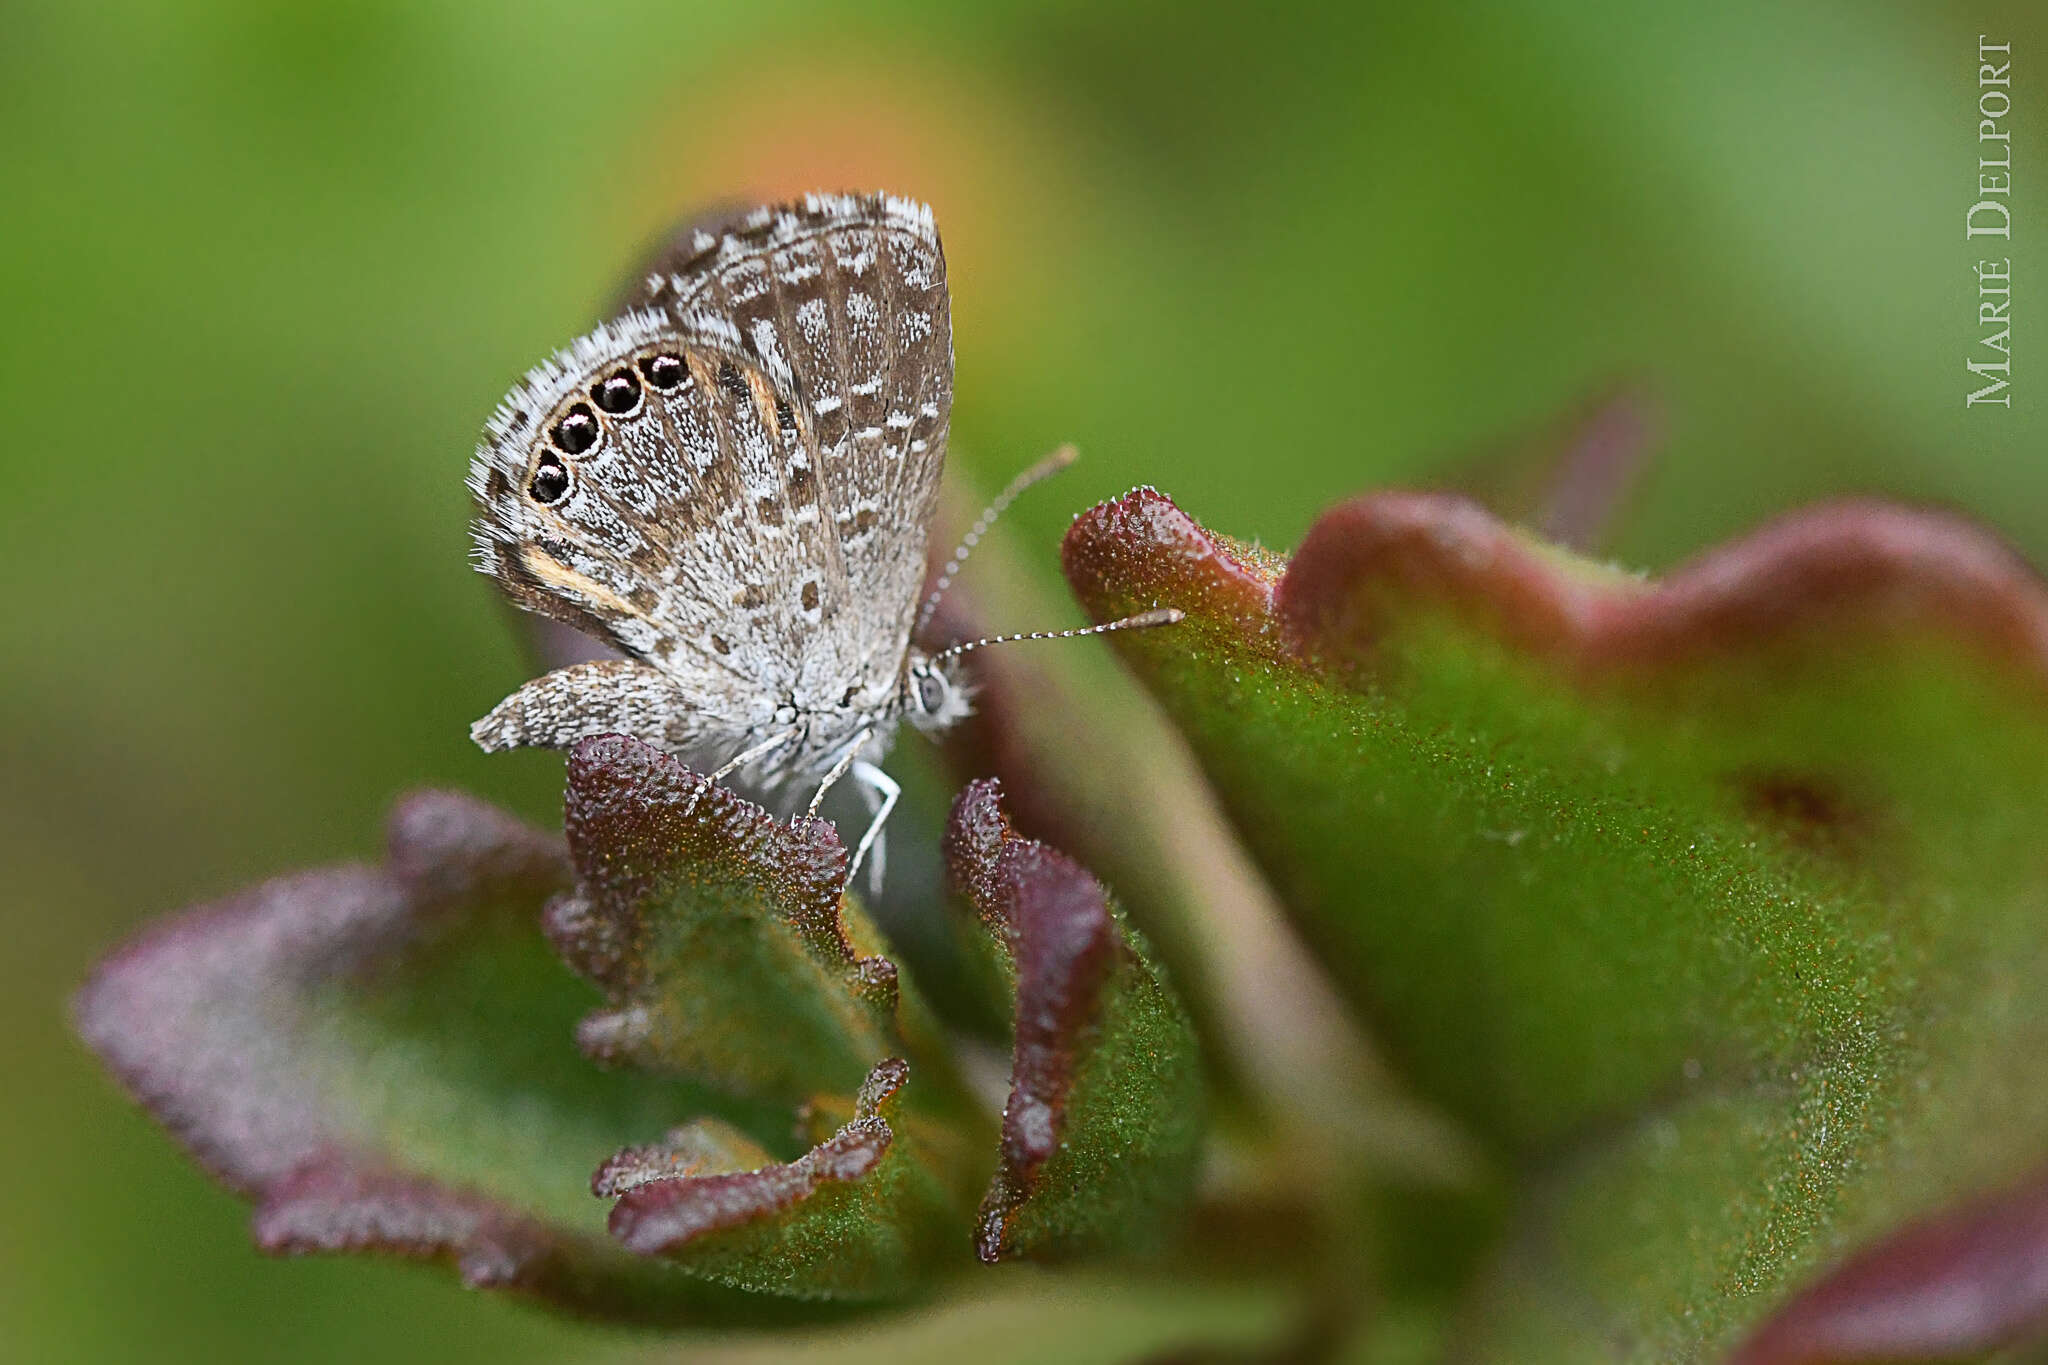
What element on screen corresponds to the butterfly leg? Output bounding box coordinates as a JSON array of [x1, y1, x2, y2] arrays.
[[685, 727, 800, 815], [848, 762, 899, 893], [805, 731, 873, 818], [804, 732, 893, 888]]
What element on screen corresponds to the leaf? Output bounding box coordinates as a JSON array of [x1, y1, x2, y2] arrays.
[[72, 790, 820, 1324], [596, 1056, 970, 1301], [917, 483, 1462, 1191], [943, 777, 1205, 1263], [1730, 1163, 2048, 1364], [1065, 487, 2048, 1355], [1435, 381, 1659, 555], [919, 504, 1254, 1055], [550, 734, 947, 1110]]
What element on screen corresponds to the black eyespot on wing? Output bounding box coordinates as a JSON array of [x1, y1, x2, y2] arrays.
[[641, 352, 685, 391], [592, 369, 641, 415], [773, 396, 797, 433], [710, 634, 732, 656], [800, 580, 820, 612], [530, 451, 570, 505], [840, 685, 857, 706], [716, 360, 749, 402], [551, 402, 599, 455]]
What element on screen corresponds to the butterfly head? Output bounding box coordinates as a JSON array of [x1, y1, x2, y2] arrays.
[[901, 650, 973, 735]]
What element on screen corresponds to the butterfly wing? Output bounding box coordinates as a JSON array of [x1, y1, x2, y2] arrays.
[[468, 193, 952, 773], [469, 306, 845, 754], [635, 193, 953, 707]]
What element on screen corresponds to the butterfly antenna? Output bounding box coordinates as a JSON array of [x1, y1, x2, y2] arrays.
[[915, 444, 1080, 637], [929, 608, 1184, 666]]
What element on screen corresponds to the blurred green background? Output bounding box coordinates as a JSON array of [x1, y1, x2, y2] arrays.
[[4, 2, 2041, 1361]]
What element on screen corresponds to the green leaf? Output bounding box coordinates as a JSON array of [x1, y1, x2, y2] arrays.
[[72, 790, 826, 1325], [943, 777, 1205, 1263], [919, 483, 1459, 1182], [1065, 487, 2048, 1356], [552, 734, 956, 1112], [597, 1056, 971, 1301]]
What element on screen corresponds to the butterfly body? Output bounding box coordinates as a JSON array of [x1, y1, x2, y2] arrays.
[[468, 194, 966, 841]]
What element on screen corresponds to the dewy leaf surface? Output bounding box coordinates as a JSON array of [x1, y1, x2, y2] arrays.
[[1065, 487, 2048, 1357], [944, 778, 1204, 1264], [73, 790, 813, 1324]]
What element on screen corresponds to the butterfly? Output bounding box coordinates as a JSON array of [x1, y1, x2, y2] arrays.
[[468, 193, 1174, 884]]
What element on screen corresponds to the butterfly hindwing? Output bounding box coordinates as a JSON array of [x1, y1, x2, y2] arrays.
[[470, 312, 831, 740]]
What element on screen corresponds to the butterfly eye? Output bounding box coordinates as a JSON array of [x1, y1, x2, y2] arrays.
[[640, 353, 685, 391], [530, 451, 570, 505], [551, 403, 599, 455], [592, 369, 641, 415], [915, 670, 947, 715]]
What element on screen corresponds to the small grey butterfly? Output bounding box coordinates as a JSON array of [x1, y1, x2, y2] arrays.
[[469, 192, 1174, 883]]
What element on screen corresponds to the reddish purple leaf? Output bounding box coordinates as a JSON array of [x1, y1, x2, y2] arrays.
[[1733, 1167, 2048, 1364], [1439, 381, 1660, 554], [597, 1057, 968, 1300], [73, 790, 790, 1322], [945, 778, 1203, 1263]]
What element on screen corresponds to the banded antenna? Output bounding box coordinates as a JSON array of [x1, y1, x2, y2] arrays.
[[916, 444, 1079, 637], [928, 608, 1184, 665], [917, 445, 1183, 661]]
